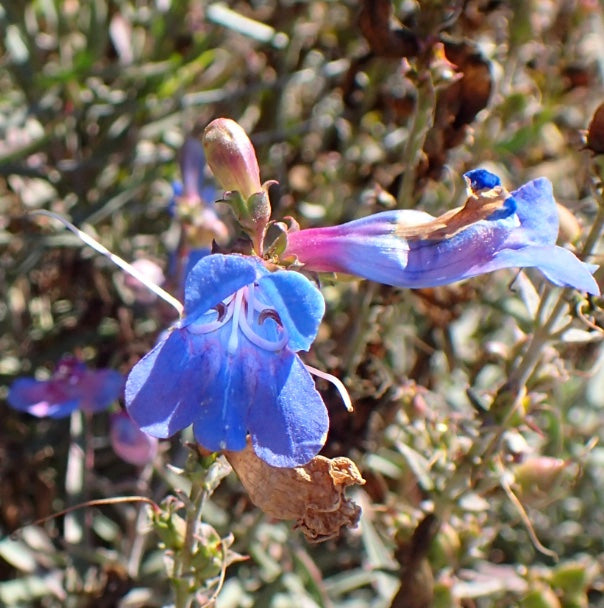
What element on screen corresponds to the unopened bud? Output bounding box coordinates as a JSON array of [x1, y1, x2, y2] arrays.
[[203, 118, 261, 200]]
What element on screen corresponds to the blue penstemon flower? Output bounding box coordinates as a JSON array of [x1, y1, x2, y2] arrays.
[[283, 169, 600, 295], [125, 253, 333, 468]]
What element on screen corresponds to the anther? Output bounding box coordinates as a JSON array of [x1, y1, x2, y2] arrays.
[[258, 309, 282, 325]]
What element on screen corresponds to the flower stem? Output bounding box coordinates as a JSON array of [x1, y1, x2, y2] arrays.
[[65, 410, 86, 545], [397, 69, 435, 208], [172, 481, 207, 608], [580, 190, 604, 259]]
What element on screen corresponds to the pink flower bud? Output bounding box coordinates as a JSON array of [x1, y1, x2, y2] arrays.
[[202, 118, 261, 200]]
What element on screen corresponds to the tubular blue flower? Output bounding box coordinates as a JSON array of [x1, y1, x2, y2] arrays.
[[125, 253, 329, 468], [283, 170, 600, 295], [110, 410, 158, 466], [8, 357, 124, 419]]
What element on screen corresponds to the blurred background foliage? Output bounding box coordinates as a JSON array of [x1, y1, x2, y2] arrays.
[[1, 0, 604, 606]]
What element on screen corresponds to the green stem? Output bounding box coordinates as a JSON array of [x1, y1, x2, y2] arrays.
[[580, 197, 604, 259], [397, 69, 435, 208], [173, 482, 207, 608]]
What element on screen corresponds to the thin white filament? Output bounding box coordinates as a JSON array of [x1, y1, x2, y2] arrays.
[[227, 289, 244, 354], [304, 364, 353, 412], [30, 210, 184, 317], [238, 306, 289, 351], [188, 303, 235, 334]]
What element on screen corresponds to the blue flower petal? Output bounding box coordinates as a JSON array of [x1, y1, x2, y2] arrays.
[[184, 254, 260, 321], [506, 177, 559, 247], [191, 340, 257, 453], [258, 270, 325, 352], [485, 246, 600, 295], [247, 354, 328, 468], [81, 370, 124, 412], [8, 378, 79, 418], [125, 329, 210, 437]]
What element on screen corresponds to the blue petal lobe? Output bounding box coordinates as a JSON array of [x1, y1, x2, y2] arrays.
[[258, 270, 325, 352], [8, 378, 79, 418], [486, 246, 600, 295], [125, 329, 208, 437], [81, 370, 124, 413], [191, 344, 251, 452], [248, 354, 328, 468], [508, 177, 558, 246], [184, 254, 260, 322]]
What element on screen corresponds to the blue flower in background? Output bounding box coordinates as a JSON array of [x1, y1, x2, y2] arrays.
[[284, 170, 600, 295], [170, 138, 229, 283], [125, 253, 329, 468], [8, 357, 124, 418]]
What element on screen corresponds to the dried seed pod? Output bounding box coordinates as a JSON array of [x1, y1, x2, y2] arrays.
[[226, 442, 365, 542]]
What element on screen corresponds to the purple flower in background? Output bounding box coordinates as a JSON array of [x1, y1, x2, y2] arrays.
[[110, 410, 158, 466], [8, 357, 124, 419], [171, 138, 229, 269], [284, 169, 600, 295], [169, 138, 230, 293], [125, 253, 329, 468]]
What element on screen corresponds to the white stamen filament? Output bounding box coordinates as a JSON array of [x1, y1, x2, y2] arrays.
[[192, 285, 290, 352], [305, 364, 354, 412], [188, 303, 234, 334], [239, 308, 288, 351], [228, 289, 245, 354], [246, 284, 255, 326], [30, 210, 184, 317]]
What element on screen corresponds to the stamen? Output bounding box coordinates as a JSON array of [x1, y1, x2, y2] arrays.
[[228, 290, 244, 354], [304, 364, 354, 412], [245, 284, 255, 327], [189, 302, 234, 334], [238, 309, 289, 351], [30, 210, 184, 317], [214, 302, 227, 321], [258, 309, 282, 325]]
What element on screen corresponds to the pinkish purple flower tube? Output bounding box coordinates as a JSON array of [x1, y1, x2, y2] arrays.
[[284, 171, 600, 295]]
